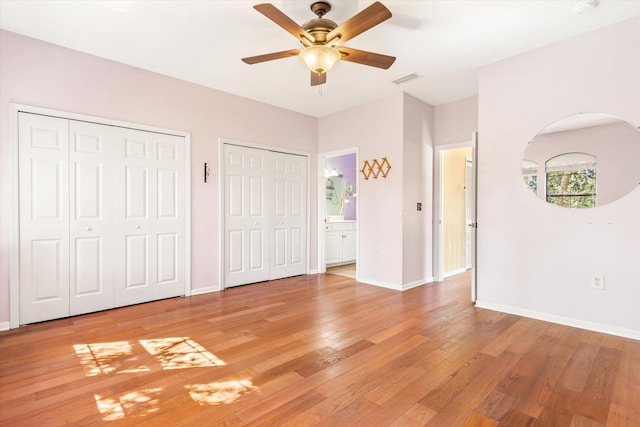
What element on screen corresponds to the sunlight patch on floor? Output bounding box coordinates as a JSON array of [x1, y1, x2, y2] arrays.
[[185, 379, 258, 406], [95, 388, 163, 421], [139, 337, 226, 369], [73, 342, 150, 376]]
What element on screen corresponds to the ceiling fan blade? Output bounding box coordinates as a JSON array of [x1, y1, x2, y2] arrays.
[[254, 3, 315, 45], [326, 2, 392, 44], [338, 47, 395, 69], [311, 71, 327, 86], [242, 49, 301, 64]]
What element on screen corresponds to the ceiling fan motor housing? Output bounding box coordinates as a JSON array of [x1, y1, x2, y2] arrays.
[[302, 18, 337, 44]]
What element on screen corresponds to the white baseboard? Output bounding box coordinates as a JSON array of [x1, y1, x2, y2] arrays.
[[190, 286, 222, 296], [355, 277, 435, 292], [475, 300, 640, 341], [357, 277, 402, 291], [0, 321, 11, 332], [402, 277, 434, 291], [308, 269, 318, 275]]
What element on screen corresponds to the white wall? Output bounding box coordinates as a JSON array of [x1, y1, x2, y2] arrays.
[[477, 18, 640, 339], [0, 30, 319, 324]]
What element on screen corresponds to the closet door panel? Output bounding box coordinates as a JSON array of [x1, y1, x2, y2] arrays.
[[69, 120, 116, 315], [224, 144, 270, 287], [269, 152, 307, 280], [153, 132, 185, 299], [115, 129, 154, 305], [19, 113, 70, 323]]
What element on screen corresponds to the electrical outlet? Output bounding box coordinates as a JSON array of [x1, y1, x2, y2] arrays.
[[591, 274, 605, 290], [379, 251, 385, 261]]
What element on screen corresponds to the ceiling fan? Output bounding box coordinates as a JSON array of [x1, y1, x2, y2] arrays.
[[241, 1, 396, 86]]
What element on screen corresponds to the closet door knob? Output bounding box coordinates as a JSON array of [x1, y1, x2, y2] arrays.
[[136, 225, 141, 229], [86, 227, 92, 231]]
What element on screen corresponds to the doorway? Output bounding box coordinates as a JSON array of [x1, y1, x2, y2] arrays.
[[434, 137, 477, 301], [318, 148, 358, 279]]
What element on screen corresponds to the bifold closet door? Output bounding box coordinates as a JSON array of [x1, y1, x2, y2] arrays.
[[68, 120, 117, 315], [114, 127, 186, 306], [224, 144, 271, 287], [270, 152, 307, 280], [223, 144, 307, 288], [19, 114, 71, 324], [19, 112, 186, 324]]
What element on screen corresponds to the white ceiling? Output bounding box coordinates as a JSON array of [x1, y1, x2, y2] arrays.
[[1, 1, 639, 118]]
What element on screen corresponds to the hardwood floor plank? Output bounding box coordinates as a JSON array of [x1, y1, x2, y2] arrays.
[[574, 346, 622, 424], [1, 271, 638, 426]]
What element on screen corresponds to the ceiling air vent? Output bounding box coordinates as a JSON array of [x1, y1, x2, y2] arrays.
[[392, 73, 422, 85]]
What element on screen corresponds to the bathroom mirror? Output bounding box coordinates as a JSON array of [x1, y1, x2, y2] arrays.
[[326, 176, 344, 217], [522, 113, 640, 208]]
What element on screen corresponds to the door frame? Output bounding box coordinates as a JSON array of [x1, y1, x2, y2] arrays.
[[9, 103, 192, 329], [433, 138, 477, 300], [218, 138, 311, 290], [317, 147, 359, 275]]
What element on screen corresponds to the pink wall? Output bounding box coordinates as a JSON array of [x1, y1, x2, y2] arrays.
[[477, 18, 640, 338], [434, 96, 478, 146], [319, 94, 405, 287], [319, 93, 435, 289], [0, 30, 319, 324], [403, 94, 434, 285]]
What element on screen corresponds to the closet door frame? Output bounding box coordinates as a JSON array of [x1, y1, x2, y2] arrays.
[[9, 103, 192, 329], [219, 138, 311, 290]]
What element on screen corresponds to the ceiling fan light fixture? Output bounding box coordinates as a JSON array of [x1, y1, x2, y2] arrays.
[[299, 45, 341, 74]]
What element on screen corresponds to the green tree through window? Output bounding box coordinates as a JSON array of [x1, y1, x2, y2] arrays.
[[546, 168, 596, 208]]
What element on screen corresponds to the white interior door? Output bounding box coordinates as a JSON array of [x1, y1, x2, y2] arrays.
[[224, 144, 270, 287], [465, 157, 474, 270], [19, 113, 70, 324], [471, 132, 478, 302], [69, 120, 116, 315], [18, 111, 187, 324], [223, 144, 307, 288], [270, 151, 307, 280], [114, 128, 186, 306]]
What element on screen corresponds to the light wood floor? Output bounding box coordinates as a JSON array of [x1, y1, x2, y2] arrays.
[[326, 263, 356, 279], [1, 272, 638, 426]]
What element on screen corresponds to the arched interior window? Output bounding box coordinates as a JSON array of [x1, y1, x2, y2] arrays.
[[545, 152, 597, 208], [521, 159, 538, 195]]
